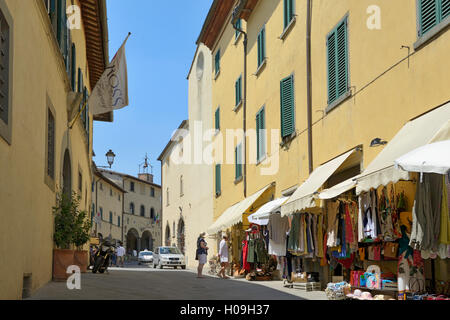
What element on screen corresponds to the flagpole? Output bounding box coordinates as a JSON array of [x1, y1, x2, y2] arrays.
[[69, 100, 88, 129]]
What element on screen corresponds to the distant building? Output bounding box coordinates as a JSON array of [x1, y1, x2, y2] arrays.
[[158, 42, 214, 268], [99, 169, 162, 253], [92, 166, 126, 243]]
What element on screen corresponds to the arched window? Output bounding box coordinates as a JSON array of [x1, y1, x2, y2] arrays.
[[150, 208, 155, 220], [140, 205, 145, 217], [173, 222, 175, 238], [130, 202, 135, 214]]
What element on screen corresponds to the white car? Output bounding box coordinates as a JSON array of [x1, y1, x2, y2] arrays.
[[138, 250, 154, 265], [153, 246, 186, 269]]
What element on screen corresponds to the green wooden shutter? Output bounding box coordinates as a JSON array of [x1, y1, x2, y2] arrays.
[[327, 31, 337, 103], [284, 0, 293, 29], [215, 164, 221, 195], [77, 68, 82, 92], [419, 0, 438, 35], [336, 20, 348, 98], [235, 76, 242, 106], [256, 111, 261, 160], [235, 146, 238, 179], [215, 107, 220, 130], [327, 18, 348, 104], [71, 44, 76, 90], [57, 0, 66, 49], [257, 27, 266, 67], [235, 145, 242, 179], [280, 76, 294, 138], [442, 0, 450, 19], [215, 50, 220, 75], [235, 19, 241, 39], [256, 108, 265, 161]]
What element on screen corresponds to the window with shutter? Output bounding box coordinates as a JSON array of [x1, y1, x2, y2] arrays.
[[215, 164, 221, 195], [443, 0, 450, 18], [418, 0, 450, 36], [257, 27, 266, 68], [46, 107, 55, 180], [280, 75, 295, 138], [0, 9, 10, 130], [256, 107, 266, 161], [235, 144, 242, 180], [71, 44, 76, 90], [235, 75, 242, 107], [215, 50, 220, 75], [235, 19, 241, 39], [284, 0, 294, 30], [109, 212, 113, 223], [327, 17, 349, 106], [215, 107, 220, 130]]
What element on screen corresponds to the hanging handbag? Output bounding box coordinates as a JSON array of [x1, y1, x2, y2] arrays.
[[374, 245, 381, 261], [383, 242, 399, 259], [368, 246, 374, 260], [358, 247, 366, 261]]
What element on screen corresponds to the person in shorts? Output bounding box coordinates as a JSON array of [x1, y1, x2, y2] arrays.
[[196, 232, 208, 278], [218, 233, 229, 279]]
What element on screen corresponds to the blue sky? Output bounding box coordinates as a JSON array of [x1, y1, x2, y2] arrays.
[[93, 0, 213, 185]]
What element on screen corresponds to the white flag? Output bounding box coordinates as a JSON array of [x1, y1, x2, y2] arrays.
[[89, 34, 130, 115]]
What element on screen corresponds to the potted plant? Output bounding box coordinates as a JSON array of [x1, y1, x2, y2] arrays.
[[52, 192, 76, 281], [73, 201, 92, 273]]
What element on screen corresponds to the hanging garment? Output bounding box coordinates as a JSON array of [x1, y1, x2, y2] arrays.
[[410, 173, 443, 251], [358, 196, 364, 242], [439, 174, 450, 245], [344, 203, 354, 245], [298, 213, 305, 253], [379, 187, 396, 241], [313, 214, 320, 258], [268, 215, 289, 256], [409, 181, 424, 250], [321, 233, 328, 267], [306, 214, 313, 254], [317, 214, 324, 258], [350, 201, 359, 251], [246, 239, 255, 264], [360, 192, 376, 239], [242, 240, 251, 272], [327, 201, 340, 247], [371, 189, 381, 238], [288, 213, 301, 251]]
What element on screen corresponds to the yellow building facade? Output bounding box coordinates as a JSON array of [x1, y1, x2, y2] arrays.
[[0, 0, 110, 299], [199, 0, 450, 264]]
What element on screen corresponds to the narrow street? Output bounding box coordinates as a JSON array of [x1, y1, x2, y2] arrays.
[[27, 263, 326, 300]]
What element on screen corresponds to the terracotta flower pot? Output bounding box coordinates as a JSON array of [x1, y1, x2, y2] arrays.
[[53, 249, 75, 281], [74, 250, 88, 273]]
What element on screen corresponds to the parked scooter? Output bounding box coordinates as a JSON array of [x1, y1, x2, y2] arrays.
[[92, 240, 115, 274]]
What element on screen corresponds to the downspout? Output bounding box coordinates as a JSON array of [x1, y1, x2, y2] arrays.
[[306, 0, 313, 174], [232, 18, 248, 198]]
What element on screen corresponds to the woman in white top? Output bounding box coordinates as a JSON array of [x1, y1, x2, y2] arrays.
[[218, 234, 229, 279]]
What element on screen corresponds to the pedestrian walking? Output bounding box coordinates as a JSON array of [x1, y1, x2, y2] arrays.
[[116, 242, 125, 267], [196, 232, 208, 278], [218, 233, 230, 279]]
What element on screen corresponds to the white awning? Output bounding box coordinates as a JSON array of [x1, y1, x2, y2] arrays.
[[318, 175, 360, 200], [356, 102, 450, 195], [281, 149, 357, 216], [207, 183, 273, 234], [394, 140, 450, 175], [247, 197, 289, 225]]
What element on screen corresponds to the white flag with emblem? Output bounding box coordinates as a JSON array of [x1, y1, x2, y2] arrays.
[[89, 33, 130, 115]]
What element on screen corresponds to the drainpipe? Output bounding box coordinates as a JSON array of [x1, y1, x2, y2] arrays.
[[232, 18, 248, 198], [306, 0, 313, 174]]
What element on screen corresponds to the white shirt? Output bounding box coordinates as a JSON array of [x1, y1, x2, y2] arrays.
[[116, 246, 125, 257], [219, 239, 228, 258]]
